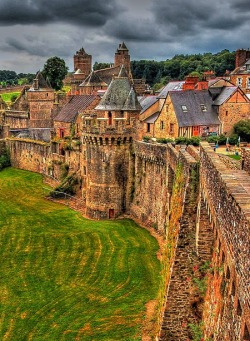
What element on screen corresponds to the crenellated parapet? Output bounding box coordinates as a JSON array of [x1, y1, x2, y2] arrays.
[[82, 116, 135, 146]]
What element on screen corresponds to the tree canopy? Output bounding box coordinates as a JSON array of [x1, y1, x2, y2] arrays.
[[233, 120, 250, 142], [42, 56, 68, 90]]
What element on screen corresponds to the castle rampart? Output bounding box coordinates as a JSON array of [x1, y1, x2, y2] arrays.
[[2, 137, 250, 340], [199, 142, 250, 340]]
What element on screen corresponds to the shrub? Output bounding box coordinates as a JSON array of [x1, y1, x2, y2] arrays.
[[0, 149, 10, 170], [206, 134, 227, 145], [217, 134, 227, 145], [175, 136, 200, 146], [228, 134, 239, 145], [156, 138, 174, 144], [233, 119, 250, 142], [143, 136, 150, 142], [189, 136, 201, 146], [206, 135, 218, 144], [175, 137, 189, 145], [60, 163, 69, 179], [11, 93, 18, 103], [50, 174, 78, 198]]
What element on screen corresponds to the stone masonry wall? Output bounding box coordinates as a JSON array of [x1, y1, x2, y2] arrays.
[[130, 141, 168, 233], [199, 142, 250, 340], [242, 147, 250, 175]]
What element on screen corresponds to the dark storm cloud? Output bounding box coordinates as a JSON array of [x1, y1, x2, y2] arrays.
[[0, 0, 121, 26], [151, 0, 250, 36], [105, 18, 165, 42]]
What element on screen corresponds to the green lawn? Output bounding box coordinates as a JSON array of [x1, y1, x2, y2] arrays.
[[0, 92, 20, 104], [0, 168, 161, 340]]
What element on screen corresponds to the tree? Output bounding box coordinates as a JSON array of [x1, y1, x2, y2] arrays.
[[42, 56, 68, 90], [233, 120, 250, 142]]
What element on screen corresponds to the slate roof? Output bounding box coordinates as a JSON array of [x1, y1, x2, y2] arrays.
[[139, 96, 158, 113], [213, 86, 238, 105], [117, 42, 128, 51], [95, 77, 141, 111], [157, 81, 184, 99], [231, 59, 250, 75], [54, 95, 98, 123], [81, 71, 108, 87], [29, 71, 52, 90], [170, 90, 220, 127], [80, 65, 122, 88], [145, 112, 160, 123]]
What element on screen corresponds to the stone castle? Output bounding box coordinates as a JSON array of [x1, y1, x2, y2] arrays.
[[0, 44, 250, 340]]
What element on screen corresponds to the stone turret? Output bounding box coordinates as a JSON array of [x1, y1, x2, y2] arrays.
[[82, 75, 141, 219], [114, 42, 132, 79], [27, 71, 55, 128], [73, 47, 92, 76]]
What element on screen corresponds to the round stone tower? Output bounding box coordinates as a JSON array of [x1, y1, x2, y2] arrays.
[[81, 76, 141, 219]]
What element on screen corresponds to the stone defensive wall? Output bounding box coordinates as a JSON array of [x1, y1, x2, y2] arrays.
[[0, 86, 25, 94], [5, 138, 82, 182], [130, 141, 198, 233], [1, 137, 250, 340], [199, 142, 250, 340]]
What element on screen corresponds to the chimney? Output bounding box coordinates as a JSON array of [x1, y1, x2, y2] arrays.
[[183, 76, 199, 90]]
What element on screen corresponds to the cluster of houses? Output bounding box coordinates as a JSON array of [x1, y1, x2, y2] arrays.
[[0, 44, 250, 143]]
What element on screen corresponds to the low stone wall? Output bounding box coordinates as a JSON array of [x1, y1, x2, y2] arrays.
[[242, 147, 250, 174], [217, 153, 241, 170]]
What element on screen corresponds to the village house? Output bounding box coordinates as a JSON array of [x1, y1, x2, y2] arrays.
[[156, 89, 220, 138], [140, 73, 250, 139], [53, 94, 100, 139], [230, 48, 250, 96]]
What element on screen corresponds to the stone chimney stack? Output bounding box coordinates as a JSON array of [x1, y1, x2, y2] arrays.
[[235, 49, 250, 68]]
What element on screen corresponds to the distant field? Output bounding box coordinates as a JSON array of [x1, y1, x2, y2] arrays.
[[0, 92, 20, 104], [0, 168, 161, 340]]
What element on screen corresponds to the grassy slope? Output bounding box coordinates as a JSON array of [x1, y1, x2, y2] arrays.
[[0, 168, 161, 340], [0, 92, 20, 104]]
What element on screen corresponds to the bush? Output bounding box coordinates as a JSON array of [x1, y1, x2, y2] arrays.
[[233, 120, 250, 142], [217, 134, 227, 145], [142, 136, 150, 142], [189, 136, 201, 146], [0, 149, 10, 170], [175, 136, 200, 146], [206, 134, 227, 145], [206, 135, 218, 144], [156, 138, 174, 144], [50, 174, 78, 198], [11, 93, 18, 102], [228, 134, 239, 145]]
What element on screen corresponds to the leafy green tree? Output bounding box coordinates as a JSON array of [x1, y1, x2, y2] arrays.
[[233, 120, 250, 142], [93, 62, 110, 71], [42, 56, 68, 90]]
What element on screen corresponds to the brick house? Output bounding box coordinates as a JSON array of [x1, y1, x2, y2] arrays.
[[54, 95, 100, 139], [213, 86, 250, 135], [139, 81, 184, 137], [153, 90, 220, 139], [230, 48, 250, 95]]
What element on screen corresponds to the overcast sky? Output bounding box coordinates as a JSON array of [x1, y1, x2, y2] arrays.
[[0, 0, 249, 73]]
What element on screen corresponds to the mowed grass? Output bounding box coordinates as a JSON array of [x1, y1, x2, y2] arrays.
[[0, 92, 20, 104], [0, 168, 161, 340]]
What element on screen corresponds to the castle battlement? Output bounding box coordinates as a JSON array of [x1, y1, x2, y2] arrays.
[[82, 115, 135, 137]]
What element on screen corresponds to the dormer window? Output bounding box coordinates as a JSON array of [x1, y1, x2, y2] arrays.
[[237, 77, 242, 86], [200, 104, 207, 111], [181, 105, 188, 112]]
